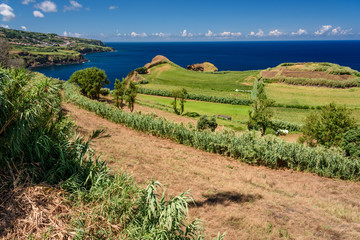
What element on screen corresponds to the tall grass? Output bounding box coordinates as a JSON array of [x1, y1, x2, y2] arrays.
[[0, 68, 204, 239], [65, 82, 360, 181]]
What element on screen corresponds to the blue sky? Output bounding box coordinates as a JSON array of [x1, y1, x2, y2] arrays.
[[1, 0, 360, 41]]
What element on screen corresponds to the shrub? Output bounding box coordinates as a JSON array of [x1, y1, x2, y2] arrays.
[[126, 80, 137, 112], [342, 128, 360, 158], [270, 120, 301, 132], [113, 78, 126, 108], [197, 115, 218, 132], [134, 67, 148, 74], [300, 103, 357, 147], [100, 87, 110, 96], [69, 67, 110, 99], [171, 88, 187, 115], [183, 112, 200, 118]]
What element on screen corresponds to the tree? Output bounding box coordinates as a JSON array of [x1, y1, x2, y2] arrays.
[[171, 88, 187, 115], [300, 103, 357, 147], [113, 78, 127, 108], [0, 38, 23, 68], [125, 80, 137, 112], [247, 81, 274, 136], [69, 67, 109, 99]]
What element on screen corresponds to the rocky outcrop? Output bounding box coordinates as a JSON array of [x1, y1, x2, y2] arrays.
[[187, 62, 218, 72], [25, 53, 88, 68], [125, 70, 146, 83]]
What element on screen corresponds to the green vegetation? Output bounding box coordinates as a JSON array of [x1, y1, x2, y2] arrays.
[[126, 80, 138, 112], [171, 88, 187, 115], [140, 61, 258, 96], [0, 27, 113, 68], [69, 67, 110, 99], [113, 78, 126, 108], [65, 81, 360, 180], [0, 67, 205, 239], [342, 128, 360, 158], [197, 115, 218, 132], [247, 81, 275, 136], [300, 103, 357, 147], [0, 37, 23, 68]]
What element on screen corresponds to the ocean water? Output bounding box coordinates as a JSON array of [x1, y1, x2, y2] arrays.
[[34, 41, 360, 88]]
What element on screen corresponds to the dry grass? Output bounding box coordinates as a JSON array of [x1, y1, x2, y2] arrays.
[[0, 184, 73, 239], [63, 102, 360, 240]]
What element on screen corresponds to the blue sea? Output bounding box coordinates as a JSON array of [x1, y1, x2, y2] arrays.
[[34, 41, 360, 88]]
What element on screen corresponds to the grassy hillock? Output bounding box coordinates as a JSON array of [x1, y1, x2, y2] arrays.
[[0, 27, 113, 68], [137, 55, 259, 99]]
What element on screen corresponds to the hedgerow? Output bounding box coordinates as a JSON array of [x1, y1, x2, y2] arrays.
[[263, 76, 360, 88], [65, 82, 360, 181], [137, 87, 253, 105]]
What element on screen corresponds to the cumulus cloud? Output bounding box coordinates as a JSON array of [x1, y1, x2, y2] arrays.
[[219, 31, 242, 37], [21, 26, 27, 31], [63, 31, 68, 37], [152, 32, 170, 37], [0, 4, 16, 21], [0, 24, 9, 29], [269, 29, 283, 36], [251, 29, 264, 37], [205, 30, 215, 37], [64, 1, 82, 12], [181, 29, 193, 37], [33, 10, 45, 18], [22, 0, 35, 5], [36, 1, 57, 13], [331, 26, 352, 35], [130, 32, 147, 37], [109, 6, 118, 10], [291, 28, 307, 36], [314, 25, 332, 36]]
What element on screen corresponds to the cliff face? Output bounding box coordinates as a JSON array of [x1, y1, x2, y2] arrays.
[[20, 52, 88, 68]]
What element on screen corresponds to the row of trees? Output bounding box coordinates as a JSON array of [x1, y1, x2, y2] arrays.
[[69, 67, 138, 112]]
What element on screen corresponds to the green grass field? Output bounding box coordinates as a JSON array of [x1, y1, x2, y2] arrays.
[[137, 94, 251, 130], [266, 83, 360, 108], [141, 63, 259, 99]]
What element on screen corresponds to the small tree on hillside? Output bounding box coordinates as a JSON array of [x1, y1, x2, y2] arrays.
[[300, 103, 357, 147], [113, 78, 127, 108], [247, 81, 274, 136], [171, 88, 187, 115], [125, 80, 137, 112], [0, 38, 23, 68], [69, 67, 109, 99]]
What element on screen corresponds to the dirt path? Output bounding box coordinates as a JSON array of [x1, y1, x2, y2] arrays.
[[63, 103, 360, 240]]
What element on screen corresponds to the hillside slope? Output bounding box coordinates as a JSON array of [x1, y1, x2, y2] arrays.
[[0, 27, 113, 68]]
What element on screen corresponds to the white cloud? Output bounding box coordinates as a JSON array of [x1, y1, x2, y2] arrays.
[[315, 25, 332, 36], [331, 26, 352, 35], [21, 26, 27, 31], [109, 6, 118, 10], [130, 32, 147, 37], [181, 29, 193, 37], [22, 0, 35, 5], [0, 4, 16, 21], [291, 28, 307, 36], [0, 24, 9, 28], [33, 10, 45, 18], [219, 31, 242, 37], [153, 32, 169, 37], [250, 31, 255, 36], [256, 29, 264, 37], [73, 32, 81, 38], [64, 1, 82, 12], [36, 1, 57, 13], [63, 31, 68, 37], [269, 29, 283, 36], [205, 30, 214, 37]]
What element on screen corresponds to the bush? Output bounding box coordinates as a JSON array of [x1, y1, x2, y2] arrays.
[[69, 67, 110, 99], [183, 112, 200, 118], [342, 128, 360, 158], [197, 115, 218, 132], [134, 67, 148, 74], [271, 120, 301, 132], [300, 103, 357, 147], [100, 87, 110, 96]]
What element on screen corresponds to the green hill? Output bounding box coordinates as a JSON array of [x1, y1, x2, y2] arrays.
[[0, 27, 113, 68]]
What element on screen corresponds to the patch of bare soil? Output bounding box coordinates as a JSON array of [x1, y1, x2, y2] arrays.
[[63, 102, 360, 240], [0, 185, 72, 239], [279, 133, 301, 143], [261, 68, 354, 81]]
